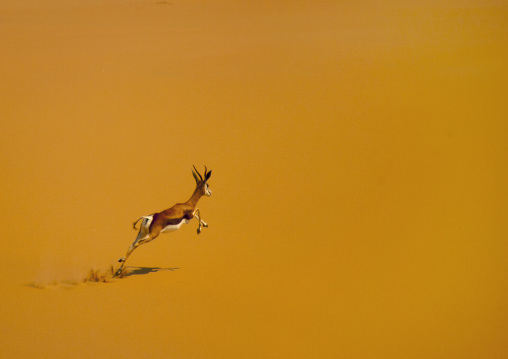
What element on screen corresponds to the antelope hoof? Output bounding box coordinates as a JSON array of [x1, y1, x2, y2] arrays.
[[197, 228, 201, 235], [202, 222, 208, 228], [118, 257, 125, 263]]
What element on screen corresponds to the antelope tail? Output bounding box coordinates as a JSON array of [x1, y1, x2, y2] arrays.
[[132, 217, 144, 230]]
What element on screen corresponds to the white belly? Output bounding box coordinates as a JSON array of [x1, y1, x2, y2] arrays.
[[161, 218, 189, 233]]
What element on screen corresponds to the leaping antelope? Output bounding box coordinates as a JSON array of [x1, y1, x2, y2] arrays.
[[116, 166, 212, 275]]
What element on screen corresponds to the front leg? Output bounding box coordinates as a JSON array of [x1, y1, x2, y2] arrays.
[[193, 209, 208, 234]]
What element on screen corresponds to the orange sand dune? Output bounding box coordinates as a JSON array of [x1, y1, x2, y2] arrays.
[[1, 0, 507, 358]]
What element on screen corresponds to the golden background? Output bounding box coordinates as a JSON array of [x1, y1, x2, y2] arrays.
[[0, 0, 506, 357]]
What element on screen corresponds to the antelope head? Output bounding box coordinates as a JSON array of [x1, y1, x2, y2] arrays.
[[192, 165, 212, 197]]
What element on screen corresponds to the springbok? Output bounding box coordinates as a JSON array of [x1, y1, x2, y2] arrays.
[[116, 166, 212, 275]]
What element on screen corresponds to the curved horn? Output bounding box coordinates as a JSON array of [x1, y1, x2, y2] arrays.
[[192, 168, 200, 184], [192, 165, 203, 181], [203, 165, 208, 178]]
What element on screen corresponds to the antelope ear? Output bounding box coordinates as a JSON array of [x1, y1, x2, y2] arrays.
[[205, 170, 212, 180]]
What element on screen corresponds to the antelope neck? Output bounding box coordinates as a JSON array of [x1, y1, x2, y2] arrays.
[[185, 186, 204, 207]]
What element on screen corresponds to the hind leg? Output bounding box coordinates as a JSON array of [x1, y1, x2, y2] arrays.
[[119, 217, 150, 262], [117, 230, 158, 275], [118, 231, 153, 261], [119, 224, 147, 262], [118, 238, 143, 264], [116, 217, 162, 276], [116, 239, 140, 275], [116, 235, 163, 275]]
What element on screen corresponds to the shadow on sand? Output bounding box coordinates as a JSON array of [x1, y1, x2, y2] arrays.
[[123, 266, 179, 277]]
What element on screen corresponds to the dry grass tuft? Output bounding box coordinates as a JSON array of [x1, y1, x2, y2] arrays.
[[29, 265, 126, 289], [83, 265, 120, 283]]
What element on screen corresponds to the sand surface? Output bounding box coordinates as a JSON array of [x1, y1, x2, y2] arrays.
[[1, 1, 507, 358]]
